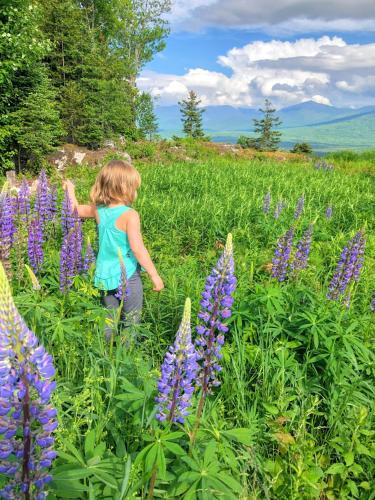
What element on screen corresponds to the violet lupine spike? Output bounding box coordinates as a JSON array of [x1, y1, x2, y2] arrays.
[[195, 234, 237, 395], [0, 262, 57, 499], [0, 196, 16, 271], [272, 226, 295, 282], [48, 185, 58, 222], [61, 190, 75, 237], [294, 194, 305, 219], [18, 180, 30, 222], [325, 206, 333, 219], [292, 224, 313, 273], [115, 249, 128, 301], [59, 217, 83, 292], [83, 240, 95, 273], [28, 218, 44, 274], [59, 229, 74, 292], [156, 298, 198, 423], [274, 200, 285, 220], [34, 170, 50, 229], [263, 191, 271, 214], [72, 213, 83, 274], [327, 229, 366, 306]]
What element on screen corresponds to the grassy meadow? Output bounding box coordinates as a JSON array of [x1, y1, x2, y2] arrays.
[[2, 145, 375, 498]]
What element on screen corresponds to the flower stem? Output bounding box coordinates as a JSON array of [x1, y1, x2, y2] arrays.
[[21, 375, 31, 500], [147, 465, 157, 500]]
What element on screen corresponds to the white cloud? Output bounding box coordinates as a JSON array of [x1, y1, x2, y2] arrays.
[[138, 37, 375, 108]]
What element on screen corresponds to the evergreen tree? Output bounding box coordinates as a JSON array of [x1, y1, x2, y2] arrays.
[[136, 93, 158, 140], [179, 91, 205, 139], [253, 99, 282, 151], [14, 71, 64, 169]]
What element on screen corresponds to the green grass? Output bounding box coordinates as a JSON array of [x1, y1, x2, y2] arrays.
[[3, 152, 375, 498]]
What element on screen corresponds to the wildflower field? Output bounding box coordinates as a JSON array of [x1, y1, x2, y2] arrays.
[[0, 150, 374, 499]]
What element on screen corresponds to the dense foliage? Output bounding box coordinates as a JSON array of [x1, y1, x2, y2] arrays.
[[0, 151, 374, 498], [0, 0, 168, 173]]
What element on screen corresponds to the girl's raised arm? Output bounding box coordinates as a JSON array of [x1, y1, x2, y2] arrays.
[[63, 180, 96, 219]]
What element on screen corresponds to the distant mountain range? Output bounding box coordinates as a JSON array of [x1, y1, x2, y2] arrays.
[[155, 101, 375, 152]]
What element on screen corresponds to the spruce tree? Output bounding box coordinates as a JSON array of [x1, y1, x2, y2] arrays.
[[179, 91, 205, 139], [253, 99, 282, 151], [136, 93, 158, 140]]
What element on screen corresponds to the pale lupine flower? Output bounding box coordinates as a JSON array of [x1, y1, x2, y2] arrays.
[[195, 234, 237, 393], [156, 298, 199, 423]]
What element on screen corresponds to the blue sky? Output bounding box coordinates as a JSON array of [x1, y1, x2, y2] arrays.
[[138, 0, 375, 109], [147, 29, 375, 77]]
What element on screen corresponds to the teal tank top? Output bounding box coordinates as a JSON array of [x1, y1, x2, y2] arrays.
[[94, 205, 138, 291]]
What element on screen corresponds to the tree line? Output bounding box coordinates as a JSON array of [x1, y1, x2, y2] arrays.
[[0, 0, 167, 172]]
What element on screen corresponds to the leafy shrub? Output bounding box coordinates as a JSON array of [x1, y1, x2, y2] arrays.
[[291, 142, 313, 154]]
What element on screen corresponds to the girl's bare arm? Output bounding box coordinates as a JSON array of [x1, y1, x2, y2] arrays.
[[122, 210, 164, 292], [63, 180, 96, 219]]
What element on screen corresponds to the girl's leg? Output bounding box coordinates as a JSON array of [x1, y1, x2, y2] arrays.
[[122, 268, 143, 325], [101, 291, 121, 339]]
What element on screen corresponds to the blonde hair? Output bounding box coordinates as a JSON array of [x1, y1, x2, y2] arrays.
[[90, 160, 141, 206]]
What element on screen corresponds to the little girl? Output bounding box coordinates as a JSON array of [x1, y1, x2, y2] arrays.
[[63, 160, 164, 335]]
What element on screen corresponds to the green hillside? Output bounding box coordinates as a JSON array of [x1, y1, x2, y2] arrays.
[[281, 113, 375, 151]]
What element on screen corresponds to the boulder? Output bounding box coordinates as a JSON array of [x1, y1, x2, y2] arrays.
[[47, 143, 132, 170]]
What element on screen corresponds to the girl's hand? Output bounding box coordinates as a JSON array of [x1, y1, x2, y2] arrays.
[[152, 274, 164, 292], [63, 179, 75, 192]]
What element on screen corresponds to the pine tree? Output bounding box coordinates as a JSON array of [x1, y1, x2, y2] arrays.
[[179, 91, 205, 139], [136, 93, 158, 140], [253, 99, 282, 151]]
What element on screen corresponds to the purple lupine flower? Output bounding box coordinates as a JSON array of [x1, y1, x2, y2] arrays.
[[83, 239, 95, 273], [272, 226, 295, 282], [18, 179, 31, 222], [61, 190, 75, 236], [195, 234, 237, 397], [263, 191, 271, 214], [59, 228, 75, 292], [59, 216, 83, 292], [34, 170, 50, 228], [274, 200, 286, 219], [72, 212, 83, 274], [294, 194, 305, 219], [292, 224, 313, 273], [156, 298, 198, 423], [48, 185, 58, 221], [0, 196, 16, 270], [0, 262, 57, 499], [28, 218, 44, 273], [325, 206, 333, 219], [370, 293, 375, 312], [327, 229, 366, 306], [115, 249, 128, 301]]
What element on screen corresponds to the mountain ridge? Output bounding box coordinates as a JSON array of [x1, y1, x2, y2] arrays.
[[155, 101, 375, 151]]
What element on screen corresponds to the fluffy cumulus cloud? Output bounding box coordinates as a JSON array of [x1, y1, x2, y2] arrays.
[[169, 0, 375, 34], [138, 37, 375, 107]]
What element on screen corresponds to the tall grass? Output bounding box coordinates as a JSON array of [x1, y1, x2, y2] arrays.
[[4, 153, 375, 498]]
